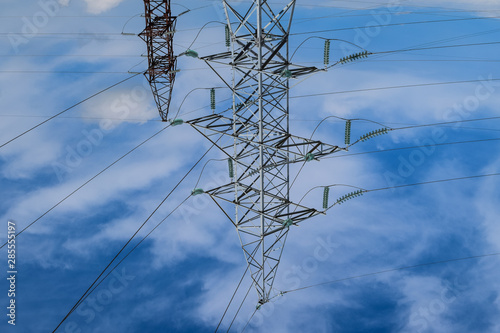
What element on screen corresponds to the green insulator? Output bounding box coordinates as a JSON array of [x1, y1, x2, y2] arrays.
[[345, 120, 352, 145], [283, 219, 293, 228], [185, 49, 198, 58], [335, 190, 364, 205], [324, 40, 331, 66], [170, 119, 184, 126], [281, 69, 292, 78], [225, 25, 231, 47], [228, 158, 234, 178], [191, 188, 205, 196], [305, 153, 315, 162], [210, 88, 216, 110], [360, 128, 389, 142], [340, 51, 370, 65], [323, 187, 330, 209]]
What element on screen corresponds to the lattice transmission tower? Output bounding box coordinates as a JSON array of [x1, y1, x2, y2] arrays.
[[139, 0, 178, 121], [185, 0, 345, 305]]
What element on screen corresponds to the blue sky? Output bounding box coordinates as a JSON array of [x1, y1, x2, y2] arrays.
[[1, 0, 500, 332]]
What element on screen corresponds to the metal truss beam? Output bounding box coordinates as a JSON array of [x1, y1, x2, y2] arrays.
[[187, 115, 343, 178]]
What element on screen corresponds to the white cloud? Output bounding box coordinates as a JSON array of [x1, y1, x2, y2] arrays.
[[0, 122, 63, 179], [81, 88, 158, 130], [84, 0, 124, 14]]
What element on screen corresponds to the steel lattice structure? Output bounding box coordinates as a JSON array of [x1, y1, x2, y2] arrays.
[[140, 0, 177, 121], [140, 0, 349, 306], [186, 0, 345, 304]]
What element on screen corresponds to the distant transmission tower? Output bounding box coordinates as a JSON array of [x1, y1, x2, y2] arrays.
[[139, 0, 178, 121], [186, 0, 344, 305]]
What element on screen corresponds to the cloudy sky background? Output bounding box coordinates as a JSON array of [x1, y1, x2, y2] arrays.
[[1, 0, 500, 332]]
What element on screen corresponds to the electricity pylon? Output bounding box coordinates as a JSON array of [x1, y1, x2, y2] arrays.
[[186, 0, 345, 305], [139, 0, 177, 121]]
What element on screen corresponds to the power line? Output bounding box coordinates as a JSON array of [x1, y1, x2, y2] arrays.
[[368, 173, 500, 193], [0, 73, 140, 150], [0, 115, 161, 121], [0, 71, 137, 74], [0, 15, 139, 18], [0, 97, 224, 122], [391, 116, 500, 131], [241, 308, 258, 333], [274, 0, 489, 12], [291, 78, 500, 99], [374, 41, 500, 55], [65, 195, 191, 330], [291, 15, 500, 36], [0, 124, 171, 249], [52, 198, 190, 333], [52, 139, 219, 332], [282, 252, 500, 294], [226, 282, 254, 333], [215, 265, 251, 332], [0, 67, 216, 75], [8, 36, 140, 41], [324, 137, 500, 160], [297, 54, 500, 65], [0, 54, 141, 57], [365, 59, 500, 63], [294, 8, 500, 22], [0, 32, 127, 36]]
